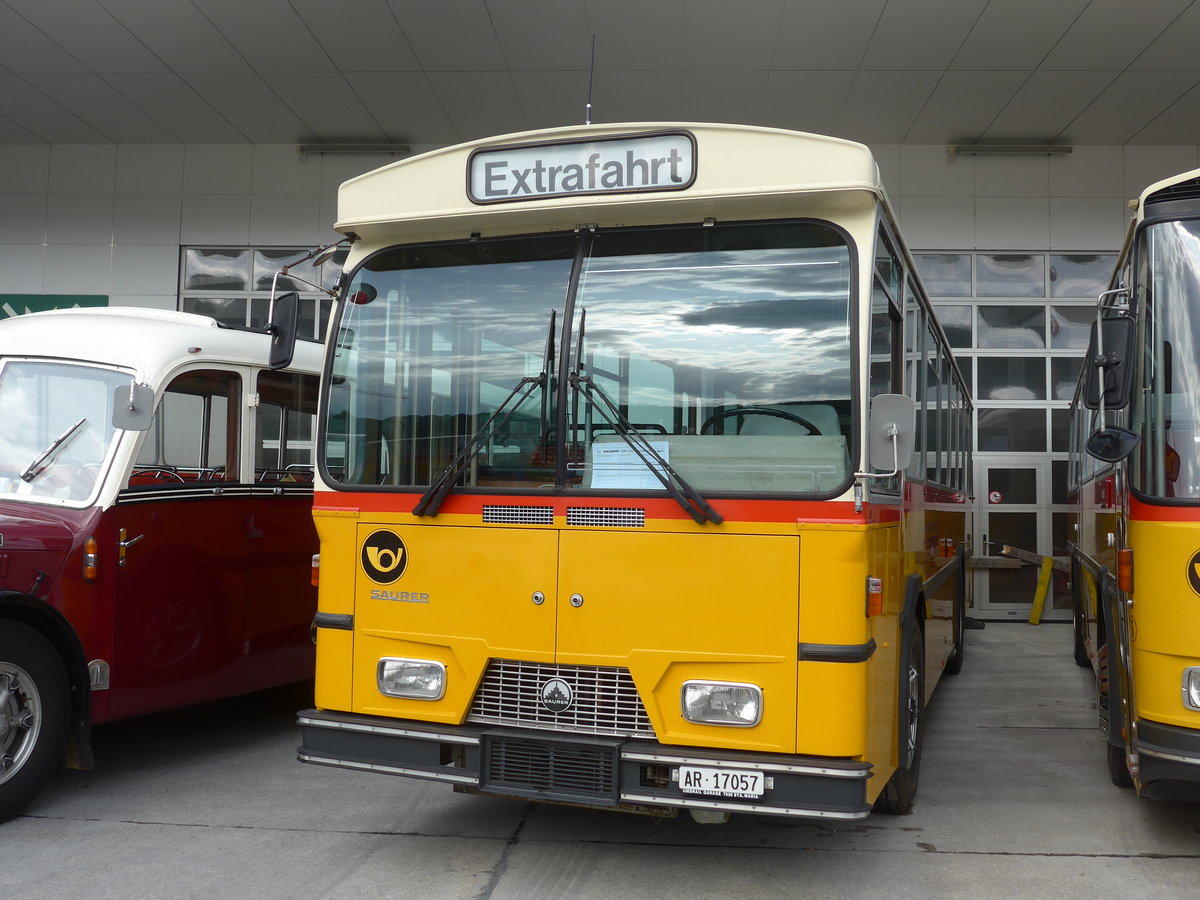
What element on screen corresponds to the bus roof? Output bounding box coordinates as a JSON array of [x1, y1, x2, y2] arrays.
[[336, 122, 884, 243], [1137, 165, 1200, 216], [0, 307, 323, 379]]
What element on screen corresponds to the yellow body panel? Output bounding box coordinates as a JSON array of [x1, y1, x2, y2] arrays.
[[1127, 519, 1200, 728], [316, 512, 950, 765], [556, 530, 799, 752]]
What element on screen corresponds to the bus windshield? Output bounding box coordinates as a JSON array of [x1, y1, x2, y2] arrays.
[[1132, 218, 1200, 500], [328, 221, 853, 496], [0, 360, 130, 503]]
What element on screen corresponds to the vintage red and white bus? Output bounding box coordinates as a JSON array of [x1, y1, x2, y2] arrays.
[[0, 307, 321, 820], [297, 123, 973, 822]]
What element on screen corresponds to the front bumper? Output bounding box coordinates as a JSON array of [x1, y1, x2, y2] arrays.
[[1134, 719, 1200, 792], [297, 708, 873, 821]]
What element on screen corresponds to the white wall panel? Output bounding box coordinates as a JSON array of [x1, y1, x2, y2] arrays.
[[111, 245, 179, 295], [0, 145, 49, 193], [975, 197, 1050, 249], [43, 245, 111, 294], [1050, 198, 1129, 250], [249, 194, 320, 245], [180, 193, 251, 244], [48, 145, 116, 194], [899, 145, 975, 197], [45, 194, 114, 244], [0, 194, 47, 243], [898, 196, 976, 249], [0, 245, 45, 294], [116, 145, 185, 194], [183, 145, 253, 194], [114, 194, 182, 245], [1049, 146, 1124, 198]]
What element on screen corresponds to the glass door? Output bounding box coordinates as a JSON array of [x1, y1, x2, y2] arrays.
[[972, 459, 1067, 621]]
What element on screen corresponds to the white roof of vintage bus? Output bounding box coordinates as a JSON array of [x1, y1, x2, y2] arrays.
[[1137, 165, 1200, 212], [336, 122, 884, 242], [0, 307, 322, 377]]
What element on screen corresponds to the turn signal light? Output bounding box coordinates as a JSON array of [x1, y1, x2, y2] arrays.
[[82, 536, 98, 582], [311, 553, 320, 587], [867, 577, 883, 617], [1117, 548, 1134, 594]]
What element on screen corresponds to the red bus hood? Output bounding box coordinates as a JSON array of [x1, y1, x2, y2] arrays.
[[0, 501, 89, 552]]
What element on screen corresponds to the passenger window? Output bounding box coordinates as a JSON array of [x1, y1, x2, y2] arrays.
[[254, 370, 319, 482], [131, 370, 240, 485]]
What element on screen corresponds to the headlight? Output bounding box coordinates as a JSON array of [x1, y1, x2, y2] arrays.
[[681, 680, 762, 727], [1184, 667, 1200, 711], [378, 658, 445, 700]]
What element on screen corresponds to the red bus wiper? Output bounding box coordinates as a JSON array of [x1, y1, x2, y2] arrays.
[[413, 311, 556, 518]]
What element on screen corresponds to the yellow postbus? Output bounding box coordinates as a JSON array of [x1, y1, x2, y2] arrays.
[[1070, 167, 1200, 798], [297, 123, 973, 822]]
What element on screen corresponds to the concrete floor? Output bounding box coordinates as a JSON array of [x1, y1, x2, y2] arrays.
[[3, 622, 1199, 899]]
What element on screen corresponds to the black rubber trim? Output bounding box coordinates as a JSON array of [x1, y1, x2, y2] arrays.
[[797, 639, 877, 663], [314, 612, 354, 631]]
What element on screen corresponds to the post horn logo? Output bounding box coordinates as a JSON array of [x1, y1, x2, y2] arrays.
[[1188, 550, 1200, 597], [361, 530, 408, 584]]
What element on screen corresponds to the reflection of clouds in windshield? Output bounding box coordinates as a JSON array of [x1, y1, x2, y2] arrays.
[[579, 251, 852, 402]]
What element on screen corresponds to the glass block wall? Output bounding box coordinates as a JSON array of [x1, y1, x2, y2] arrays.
[[915, 252, 1116, 619]]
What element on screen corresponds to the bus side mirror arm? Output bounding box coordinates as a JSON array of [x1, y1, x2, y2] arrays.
[[854, 394, 915, 511]]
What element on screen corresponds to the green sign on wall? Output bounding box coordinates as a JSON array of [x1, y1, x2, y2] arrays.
[[0, 295, 108, 319]]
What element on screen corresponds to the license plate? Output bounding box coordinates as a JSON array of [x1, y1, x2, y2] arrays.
[[678, 766, 765, 799]]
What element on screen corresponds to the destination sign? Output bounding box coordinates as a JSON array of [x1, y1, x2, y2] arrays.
[[468, 132, 695, 204]]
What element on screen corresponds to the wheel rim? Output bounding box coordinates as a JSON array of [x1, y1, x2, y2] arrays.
[[0, 662, 42, 785]]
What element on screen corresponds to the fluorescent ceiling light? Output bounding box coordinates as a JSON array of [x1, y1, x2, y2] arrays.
[[297, 143, 411, 155], [947, 144, 1072, 156]]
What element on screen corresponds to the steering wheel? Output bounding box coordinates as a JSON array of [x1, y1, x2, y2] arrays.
[[699, 407, 820, 435], [132, 467, 186, 483]]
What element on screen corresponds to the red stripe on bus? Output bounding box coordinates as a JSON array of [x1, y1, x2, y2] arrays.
[[313, 491, 899, 525], [1129, 496, 1200, 522]]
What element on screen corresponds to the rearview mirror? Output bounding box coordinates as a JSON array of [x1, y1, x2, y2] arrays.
[[268, 291, 299, 370], [1084, 316, 1135, 411], [869, 393, 915, 474], [112, 383, 155, 431]]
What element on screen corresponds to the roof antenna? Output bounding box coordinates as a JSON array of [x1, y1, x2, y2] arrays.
[[585, 35, 596, 125]]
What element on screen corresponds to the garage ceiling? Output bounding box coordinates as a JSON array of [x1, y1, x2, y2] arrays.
[[3, 0, 1200, 147]]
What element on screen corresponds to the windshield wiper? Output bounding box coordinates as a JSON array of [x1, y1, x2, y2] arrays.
[[568, 312, 722, 525], [413, 311, 556, 518], [21, 418, 86, 483]]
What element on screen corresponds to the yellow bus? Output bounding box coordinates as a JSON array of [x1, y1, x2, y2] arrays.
[[296, 123, 973, 822], [1070, 166, 1200, 798]]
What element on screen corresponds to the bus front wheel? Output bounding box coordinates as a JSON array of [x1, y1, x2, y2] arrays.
[[875, 623, 925, 815], [0, 622, 70, 822]]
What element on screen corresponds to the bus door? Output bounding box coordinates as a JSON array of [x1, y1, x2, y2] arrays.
[[972, 459, 1063, 620], [110, 367, 256, 718], [240, 369, 321, 691]]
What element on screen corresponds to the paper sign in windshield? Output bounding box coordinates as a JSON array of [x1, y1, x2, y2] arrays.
[[589, 441, 669, 490]]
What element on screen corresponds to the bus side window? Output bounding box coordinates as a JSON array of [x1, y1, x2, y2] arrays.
[[255, 370, 319, 482], [131, 369, 240, 485]]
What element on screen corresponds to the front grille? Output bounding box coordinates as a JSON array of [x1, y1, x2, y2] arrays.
[[467, 659, 656, 739], [483, 733, 619, 804], [567, 506, 645, 528], [482, 505, 554, 525]]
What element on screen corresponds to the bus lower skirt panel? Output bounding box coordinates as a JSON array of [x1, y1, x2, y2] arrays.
[[297, 708, 873, 821]]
